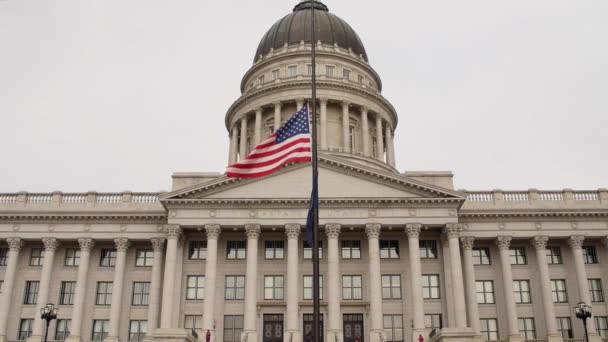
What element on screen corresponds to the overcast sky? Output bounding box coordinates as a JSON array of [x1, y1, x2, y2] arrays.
[[0, 0, 606, 193]]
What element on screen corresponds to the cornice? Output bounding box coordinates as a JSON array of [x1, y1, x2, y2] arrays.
[[0, 212, 167, 224], [460, 209, 608, 221]]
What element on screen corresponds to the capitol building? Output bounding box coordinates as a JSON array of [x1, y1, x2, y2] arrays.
[[1, 2, 607, 342]]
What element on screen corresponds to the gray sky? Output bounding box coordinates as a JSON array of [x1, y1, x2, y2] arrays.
[[1, 0, 607, 192]]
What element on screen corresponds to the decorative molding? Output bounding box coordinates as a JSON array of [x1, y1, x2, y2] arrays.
[[42, 237, 59, 251], [163, 225, 182, 239], [325, 224, 341, 239], [0, 213, 166, 224], [114, 238, 130, 251], [365, 224, 381, 239], [495, 236, 512, 250], [78, 238, 95, 252], [245, 224, 261, 239], [568, 235, 585, 249], [460, 236, 475, 250], [405, 223, 422, 238], [285, 224, 301, 239], [150, 238, 165, 252], [531, 236, 549, 250], [6, 237, 23, 251], [460, 210, 608, 220], [205, 224, 221, 240], [444, 223, 462, 239]]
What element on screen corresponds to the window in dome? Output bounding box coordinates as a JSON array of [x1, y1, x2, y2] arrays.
[[349, 125, 356, 151], [358, 75, 364, 84], [372, 137, 377, 158], [326, 65, 335, 78], [288, 65, 297, 77], [258, 75, 265, 85], [271, 69, 280, 81], [343, 68, 351, 80]]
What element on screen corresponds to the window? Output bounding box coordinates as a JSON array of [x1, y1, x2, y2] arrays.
[[264, 275, 284, 300], [480, 319, 499, 341], [383, 315, 403, 342], [583, 246, 598, 264], [132, 282, 150, 305], [0, 248, 7, 266], [184, 315, 202, 334], [589, 279, 605, 302], [425, 314, 442, 330], [349, 126, 355, 151], [476, 280, 495, 304], [341, 240, 361, 259], [513, 280, 531, 304], [380, 240, 399, 259], [372, 137, 378, 158], [546, 247, 562, 264], [30, 248, 44, 266], [342, 275, 363, 300], [96, 282, 113, 305], [556, 317, 573, 339], [381, 275, 401, 299], [135, 249, 154, 266], [343, 68, 351, 80], [596, 317, 608, 337], [187, 241, 207, 260], [271, 69, 280, 80], [518, 318, 536, 340], [303, 314, 324, 342], [265, 241, 284, 259], [186, 276, 205, 300], [226, 241, 246, 260], [24, 281, 39, 304], [472, 247, 491, 265], [551, 279, 568, 303], [64, 249, 80, 266], [18, 319, 33, 340], [60, 281, 76, 305], [100, 249, 117, 267], [358, 75, 364, 84], [0, 280, 3, 294], [287, 65, 297, 77], [258, 75, 265, 85], [303, 275, 323, 300], [422, 275, 440, 299], [303, 241, 323, 259], [92, 320, 109, 341], [419, 240, 438, 259], [129, 320, 147, 341], [509, 247, 527, 265], [225, 275, 245, 300], [325, 65, 335, 77], [224, 315, 244, 342], [55, 319, 71, 341]]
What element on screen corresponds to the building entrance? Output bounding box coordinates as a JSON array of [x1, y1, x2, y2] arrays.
[[263, 314, 283, 342], [343, 314, 364, 342], [303, 314, 324, 342]]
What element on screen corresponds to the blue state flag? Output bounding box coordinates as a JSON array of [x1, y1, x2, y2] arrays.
[[306, 176, 318, 247]]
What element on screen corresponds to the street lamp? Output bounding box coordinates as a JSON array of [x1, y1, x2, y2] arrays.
[[40, 303, 58, 342], [575, 302, 592, 342]]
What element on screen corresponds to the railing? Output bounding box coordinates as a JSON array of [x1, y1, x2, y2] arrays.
[[27, 194, 52, 203], [465, 190, 605, 203], [574, 191, 599, 201], [133, 193, 159, 204], [538, 191, 564, 201], [503, 192, 529, 201], [0, 194, 17, 204], [96, 193, 122, 204], [466, 192, 493, 202], [0, 192, 161, 207], [62, 194, 87, 204]]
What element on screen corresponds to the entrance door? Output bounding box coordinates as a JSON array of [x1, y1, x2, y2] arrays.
[[303, 314, 324, 342], [263, 314, 283, 342], [343, 314, 364, 342]]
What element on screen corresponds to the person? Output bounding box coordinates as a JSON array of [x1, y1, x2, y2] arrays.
[[419, 334, 424, 342], [206, 330, 211, 342]]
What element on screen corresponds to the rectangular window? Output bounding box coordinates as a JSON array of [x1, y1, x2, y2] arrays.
[[303, 314, 324, 342], [303, 275, 323, 300], [419, 240, 438, 259], [55, 319, 71, 341], [381, 275, 402, 299], [583, 246, 599, 264], [341, 240, 361, 259], [258, 75, 265, 85], [184, 315, 203, 334], [188, 241, 207, 260], [424, 314, 442, 330], [30, 248, 44, 266], [23, 281, 39, 304], [546, 247, 563, 264], [271, 69, 280, 80], [224, 315, 244, 342], [0, 248, 7, 266], [132, 282, 151, 305], [380, 240, 399, 259], [422, 275, 440, 299], [383, 315, 403, 342], [480, 318, 499, 341], [135, 249, 154, 266], [514, 280, 532, 304], [186, 276, 205, 300], [64, 249, 80, 267], [326, 65, 335, 77], [225, 275, 245, 300], [92, 320, 109, 341], [556, 317, 573, 339], [96, 282, 113, 305], [476, 280, 495, 304], [472, 247, 491, 265], [358, 75, 364, 84], [589, 279, 605, 302], [226, 241, 246, 260], [287, 65, 297, 77], [509, 247, 527, 265], [342, 275, 363, 300], [518, 317, 536, 340], [128, 320, 147, 341], [343, 68, 351, 80], [264, 240, 285, 259], [551, 279, 568, 303], [264, 275, 284, 300], [596, 317, 608, 337], [59, 281, 76, 305], [303, 241, 323, 259], [100, 249, 117, 267], [0, 280, 3, 294], [18, 319, 33, 340]]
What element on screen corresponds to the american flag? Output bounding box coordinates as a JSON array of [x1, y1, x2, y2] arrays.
[[226, 105, 312, 179]]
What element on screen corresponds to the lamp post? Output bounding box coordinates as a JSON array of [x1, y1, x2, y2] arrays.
[[575, 302, 592, 342], [40, 303, 58, 342]]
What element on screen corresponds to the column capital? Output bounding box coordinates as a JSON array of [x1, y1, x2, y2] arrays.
[[78, 238, 95, 251], [365, 224, 381, 239], [6, 237, 24, 251], [150, 238, 165, 252], [285, 224, 301, 239], [405, 223, 422, 238], [114, 238, 130, 251], [272, 101, 282, 107], [495, 236, 512, 250], [319, 98, 328, 104], [460, 236, 475, 250], [325, 224, 341, 238], [245, 224, 261, 239], [205, 224, 221, 240], [42, 237, 60, 251], [568, 235, 585, 249], [342, 101, 351, 108], [163, 225, 182, 239], [255, 107, 263, 114], [444, 223, 463, 238], [361, 106, 369, 114], [532, 236, 549, 250]]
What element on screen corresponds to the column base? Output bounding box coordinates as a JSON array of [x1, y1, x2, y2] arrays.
[[241, 329, 258, 342], [26, 335, 44, 342], [0, 335, 7, 342], [413, 328, 430, 342], [506, 334, 523, 342], [148, 328, 198, 342], [65, 336, 83, 342], [327, 329, 343, 342], [284, 330, 301, 342], [588, 333, 603, 342], [104, 337, 121, 342], [546, 334, 563, 342], [369, 329, 386, 342], [429, 328, 477, 342]]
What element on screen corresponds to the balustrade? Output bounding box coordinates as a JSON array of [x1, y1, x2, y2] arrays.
[[0, 194, 16, 204]]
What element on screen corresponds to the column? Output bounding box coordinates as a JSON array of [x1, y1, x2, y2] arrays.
[[147, 238, 165, 335], [229, 127, 238, 164], [30, 238, 60, 342], [341, 102, 350, 153], [569, 236, 600, 342], [66, 239, 95, 342], [460, 237, 481, 335], [254, 107, 263, 145], [496, 236, 522, 342], [0, 238, 23, 342], [242, 224, 261, 342], [160, 225, 182, 329], [532, 236, 561, 342], [202, 225, 221, 341], [406, 224, 426, 339], [106, 238, 129, 342], [385, 124, 395, 167], [361, 107, 370, 157], [375, 116, 384, 161], [320, 99, 328, 150], [326, 224, 343, 342], [285, 224, 301, 342], [296, 98, 304, 111], [273, 102, 282, 132], [239, 116, 248, 158], [366, 224, 385, 342], [445, 224, 468, 328]]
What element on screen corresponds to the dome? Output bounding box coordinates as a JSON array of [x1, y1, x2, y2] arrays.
[[254, 1, 368, 62]]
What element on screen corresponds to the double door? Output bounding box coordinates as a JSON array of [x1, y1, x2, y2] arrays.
[[263, 314, 283, 342], [343, 314, 364, 342], [303, 314, 324, 342]]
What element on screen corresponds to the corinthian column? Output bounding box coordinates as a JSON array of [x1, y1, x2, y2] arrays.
[[229, 127, 238, 164], [406, 224, 426, 340], [320, 99, 328, 149], [375, 116, 384, 161], [342, 102, 350, 152], [273, 102, 282, 132], [445, 224, 467, 328], [460, 237, 481, 336], [531, 236, 562, 342], [161, 225, 182, 329], [285, 224, 301, 342], [66, 239, 94, 342], [242, 224, 261, 342], [30, 238, 60, 342], [239, 116, 248, 158], [569, 236, 600, 342], [202, 225, 221, 341], [361, 107, 370, 156], [0, 238, 23, 342], [366, 224, 385, 342], [254, 107, 263, 145], [496, 236, 522, 342], [385, 124, 395, 167], [147, 238, 165, 335], [326, 224, 343, 342], [106, 238, 130, 342]]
